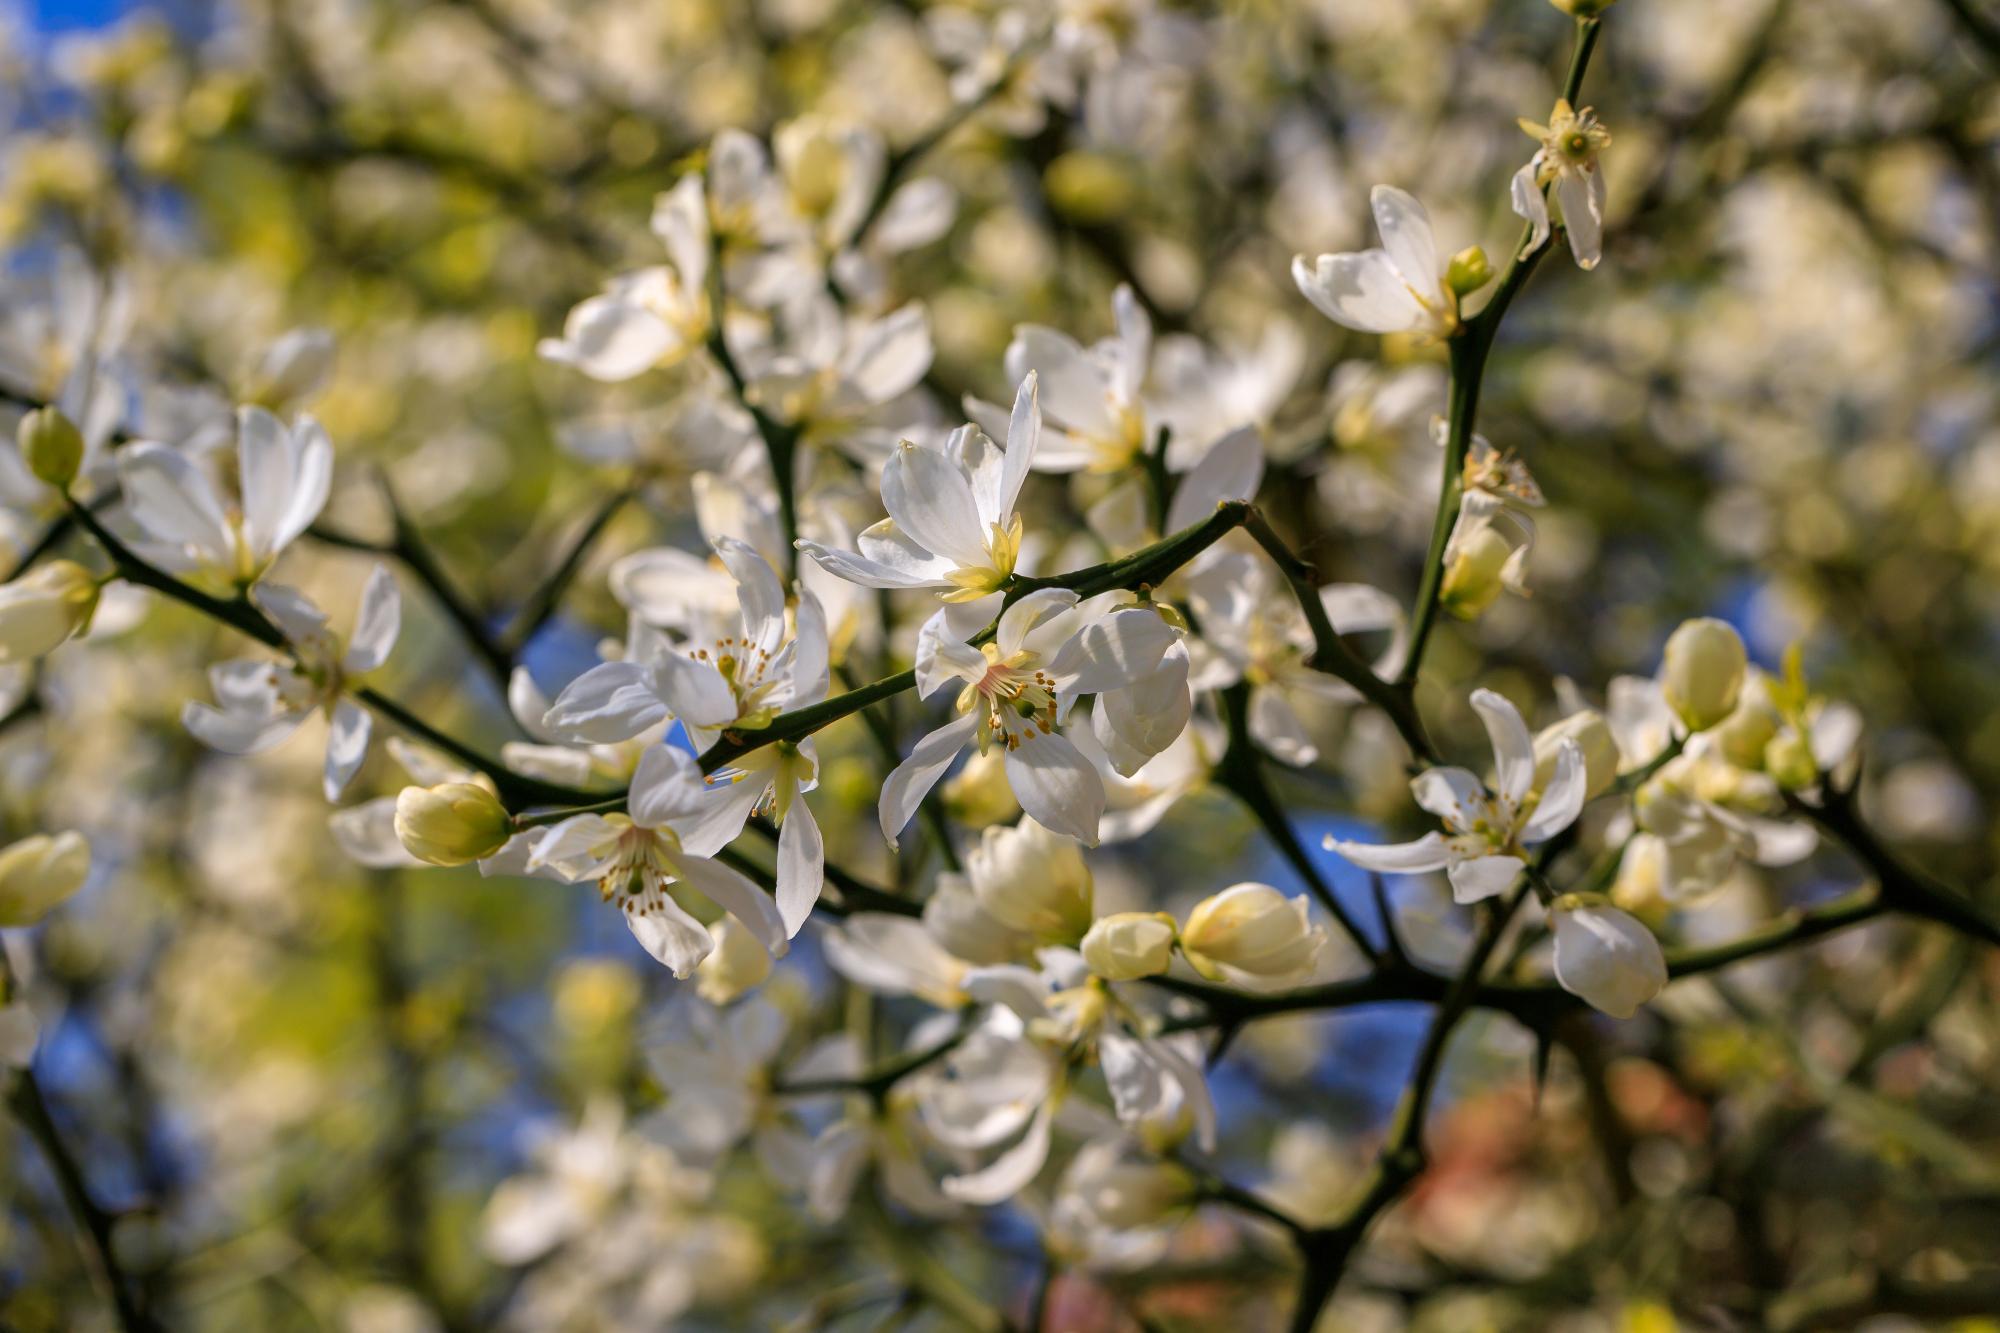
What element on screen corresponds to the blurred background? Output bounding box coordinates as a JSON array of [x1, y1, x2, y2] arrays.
[[1, 0, 1997, 1329]]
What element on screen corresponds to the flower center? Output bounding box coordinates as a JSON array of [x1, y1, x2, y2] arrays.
[[958, 643, 1058, 753]]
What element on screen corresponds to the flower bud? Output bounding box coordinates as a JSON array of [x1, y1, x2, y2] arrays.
[[1534, 709, 1618, 800], [1445, 245, 1494, 297], [1712, 687, 1780, 770], [1764, 730, 1818, 791], [18, 407, 83, 490], [394, 782, 512, 866], [1550, 893, 1666, 1019], [1179, 883, 1326, 991], [967, 818, 1093, 944], [1660, 617, 1746, 732], [1550, 0, 1617, 14], [0, 560, 101, 663], [0, 830, 91, 927], [1609, 834, 1668, 926], [695, 916, 772, 1005], [1439, 525, 1512, 619], [1080, 912, 1177, 981]]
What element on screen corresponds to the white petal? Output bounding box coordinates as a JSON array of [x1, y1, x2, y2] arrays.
[[116, 441, 231, 562], [236, 405, 297, 562], [915, 610, 989, 698], [1370, 185, 1442, 303], [542, 660, 668, 743], [653, 652, 740, 728], [1006, 328, 1114, 440], [941, 1103, 1055, 1205], [1447, 854, 1523, 904], [1046, 607, 1176, 696], [1325, 831, 1453, 874], [1248, 685, 1318, 767], [775, 798, 823, 937], [342, 564, 402, 674], [1091, 642, 1191, 777], [1557, 169, 1604, 271], [1470, 687, 1536, 807], [879, 712, 978, 850], [182, 699, 305, 755], [1164, 426, 1263, 533], [790, 590, 830, 705], [997, 370, 1041, 522], [840, 303, 933, 404], [627, 743, 716, 830], [1290, 251, 1427, 335], [1520, 739, 1586, 844], [796, 537, 946, 590], [1410, 766, 1486, 828], [675, 853, 789, 961], [625, 887, 716, 977], [538, 285, 679, 382], [1510, 161, 1551, 254], [880, 442, 989, 569], [323, 698, 372, 800], [1004, 732, 1105, 846], [269, 415, 334, 556]]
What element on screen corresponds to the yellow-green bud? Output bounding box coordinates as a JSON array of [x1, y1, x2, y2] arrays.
[[0, 560, 101, 662], [1439, 525, 1512, 619], [0, 830, 91, 927], [1080, 911, 1177, 981], [1660, 617, 1746, 733], [1550, 0, 1617, 15], [1445, 245, 1494, 297], [1712, 692, 1781, 769], [1179, 883, 1327, 991], [1764, 731, 1818, 791], [19, 407, 83, 490], [393, 782, 512, 866]]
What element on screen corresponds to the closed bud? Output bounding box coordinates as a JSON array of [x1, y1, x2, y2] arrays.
[[394, 782, 512, 866], [695, 916, 772, 1005], [1660, 617, 1746, 732], [1712, 687, 1781, 770], [1080, 911, 1177, 981], [1179, 883, 1326, 991], [0, 830, 91, 927], [1439, 525, 1512, 619], [1534, 709, 1618, 800], [1764, 730, 1818, 791], [1550, 0, 1617, 14], [18, 407, 83, 489], [967, 818, 1094, 944], [1445, 245, 1494, 297], [1550, 893, 1666, 1019], [0, 560, 101, 663]]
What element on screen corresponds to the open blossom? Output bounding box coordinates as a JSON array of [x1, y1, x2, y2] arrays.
[[538, 174, 710, 381], [1437, 419, 1546, 618], [798, 373, 1042, 622], [884, 588, 1178, 848], [1327, 688, 1588, 903], [182, 565, 401, 801], [1292, 187, 1461, 340], [1512, 98, 1611, 270], [117, 406, 332, 588], [988, 284, 1153, 473], [739, 294, 934, 460], [528, 744, 791, 978]]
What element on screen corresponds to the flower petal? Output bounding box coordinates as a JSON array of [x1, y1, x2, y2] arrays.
[[1325, 831, 1453, 874], [1447, 854, 1524, 904], [1470, 687, 1536, 808], [342, 564, 402, 674], [1004, 731, 1105, 846], [879, 712, 978, 850]]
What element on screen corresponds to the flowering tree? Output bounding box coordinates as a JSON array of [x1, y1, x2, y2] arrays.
[[3, 0, 1999, 1328]]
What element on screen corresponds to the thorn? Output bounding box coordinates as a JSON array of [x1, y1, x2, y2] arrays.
[[1530, 1025, 1556, 1111]]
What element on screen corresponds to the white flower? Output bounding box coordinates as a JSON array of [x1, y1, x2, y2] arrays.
[[990, 284, 1153, 473], [528, 745, 791, 979], [245, 327, 336, 408], [1550, 894, 1666, 1018], [1629, 748, 1815, 901], [538, 174, 711, 381], [798, 373, 1042, 611], [1191, 560, 1405, 767], [546, 538, 828, 752], [915, 1011, 1065, 1205], [116, 406, 333, 587], [1292, 186, 1460, 340], [1511, 99, 1611, 271], [1178, 882, 1328, 991], [741, 295, 934, 459], [880, 588, 1177, 848], [823, 910, 979, 1008], [1048, 1137, 1192, 1270], [182, 565, 401, 800], [1327, 688, 1588, 904]]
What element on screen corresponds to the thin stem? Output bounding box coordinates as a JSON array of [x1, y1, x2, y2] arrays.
[[499, 484, 637, 652], [1397, 15, 1601, 692], [7, 1069, 158, 1331], [1242, 509, 1438, 764]]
